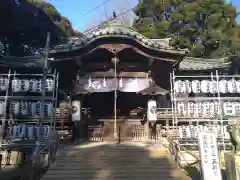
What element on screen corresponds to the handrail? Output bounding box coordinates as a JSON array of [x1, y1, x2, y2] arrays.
[[29, 139, 58, 180], [167, 136, 200, 168]]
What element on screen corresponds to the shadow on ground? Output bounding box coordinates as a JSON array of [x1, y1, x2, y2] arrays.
[[42, 142, 187, 180]]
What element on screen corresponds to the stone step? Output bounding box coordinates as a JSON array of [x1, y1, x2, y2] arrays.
[[41, 143, 189, 180]]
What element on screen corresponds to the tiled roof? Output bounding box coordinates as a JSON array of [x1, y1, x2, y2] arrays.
[[50, 24, 187, 55], [179, 57, 230, 70]]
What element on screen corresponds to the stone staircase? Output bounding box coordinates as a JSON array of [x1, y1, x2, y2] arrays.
[[41, 142, 190, 180]]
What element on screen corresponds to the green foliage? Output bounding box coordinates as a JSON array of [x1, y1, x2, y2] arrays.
[[27, 0, 82, 37], [133, 0, 240, 58]]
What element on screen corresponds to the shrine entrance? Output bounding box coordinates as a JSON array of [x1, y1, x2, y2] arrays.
[[81, 91, 149, 142], [83, 92, 148, 119]]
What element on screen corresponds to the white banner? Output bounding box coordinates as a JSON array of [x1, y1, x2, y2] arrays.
[[71, 100, 81, 121], [147, 100, 157, 121], [198, 131, 222, 180]]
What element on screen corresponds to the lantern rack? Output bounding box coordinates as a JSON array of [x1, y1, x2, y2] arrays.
[[170, 70, 240, 149], [0, 69, 59, 149]]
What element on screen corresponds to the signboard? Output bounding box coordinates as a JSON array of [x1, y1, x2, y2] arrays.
[[72, 100, 81, 121], [198, 131, 222, 180], [147, 100, 157, 121]]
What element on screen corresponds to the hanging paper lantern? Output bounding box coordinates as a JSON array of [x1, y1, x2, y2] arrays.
[[234, 102, 240, 116], [20, 101, 28, 116], [21, 79, 30, 92], [44, 101, 52, 117], [11, 101, 20, 116], [184, 80, 192, 94], [12, 78, 21, 92], [46, 78, 54, 92], [209, 80, 217, 94], [227, 79, 237, 93], [236, 80, 240, 93], [19, 124, 26, 139], [197, 102, 203, 117], [180, 80, 186, 93], [223, 102, 235, 116], [212, 101, 220, 117], [203, 102, 213, 117], [174, 80, 181, 94], [177, 102, 186, 117], [200, 80, 210, 93], [29, 79, 38, 92], [187, 102, 195, 117], [35, 101, 41, 116], [219, 79, 228, 93], [0, 101, 5, 116], [178, 126, 183, 139], [186, 126, 191, 139], [0, 77, 8, 91], [36, 80, 43, 92], [191, 80, 201, 93]]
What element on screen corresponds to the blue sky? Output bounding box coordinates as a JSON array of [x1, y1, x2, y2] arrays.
[[45, 0, 138, 31], [45, 0, 239, 32]]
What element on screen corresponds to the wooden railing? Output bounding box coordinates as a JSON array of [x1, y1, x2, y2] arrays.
[[167, 136, 200, 169], [29, 139, 58, 180]]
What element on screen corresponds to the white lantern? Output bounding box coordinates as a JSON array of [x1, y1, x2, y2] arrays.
[[178, 126, 183, 139], [234, 102, 240, 116], [46, 78, 54, 92], [191, 80, 201, 93], [29, 79, 38, 92], [0, 101, 5, 116], [236, 80, 240, 93], [0, 77, 8, 91], [72, 100, 81, 121], [44, 101, 52, 117], [200, 80, 210, 93], [187, 102, 195, 117], [30, 102, 36, 116], [203, 102, 213, 117], [12, 101, 20, 116], [12, 78, 21, 92], [21, 79, 30, 92], [223, 102, 235, 116], [19, 124, 26, 138], [177, 102, 186, 117], [184, 80, 192, 94], [186, 126, 191, 139], [219, 80, 228, 93], [212, 101, 220, 117], [147, 100, 157, 121], [227, 79, 237, 93], [209, 80, 217, 94], [174, 80, 181, 94], [35, 101, 41, 116], [20, 101, 28, 116], [12, 125, 18, 138], [180, 80, 186, 94], [36, 80, 43, 92], [197, 102, 203, 117]]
